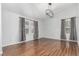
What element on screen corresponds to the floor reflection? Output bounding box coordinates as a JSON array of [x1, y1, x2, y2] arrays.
[[60, 40, 79, 56], [32, 39, 40, 56]]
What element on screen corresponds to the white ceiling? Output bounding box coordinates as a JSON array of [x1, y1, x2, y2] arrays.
[[2, 3, 78, 19]]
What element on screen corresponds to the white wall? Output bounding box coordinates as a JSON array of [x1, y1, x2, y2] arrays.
[[40, 4, 79, 40], [76, 4, 79, 44], [2, 10, 39, 47], [2, 10, 22, 47], [0, 3, 2, 55], [38, 19, 46, 38]]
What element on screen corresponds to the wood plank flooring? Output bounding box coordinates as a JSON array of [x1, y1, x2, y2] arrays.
[[2, 38, 79, 56]]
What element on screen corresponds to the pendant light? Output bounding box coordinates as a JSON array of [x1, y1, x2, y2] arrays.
[[45, 3, 54, 17]]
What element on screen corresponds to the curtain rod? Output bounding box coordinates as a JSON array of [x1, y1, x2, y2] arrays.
[[26, 18, 38, 21], [63, 16, 79, 20], [19, 17, 38, 21]]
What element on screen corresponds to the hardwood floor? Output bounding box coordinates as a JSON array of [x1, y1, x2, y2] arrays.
[[3, 38, 79, 56]]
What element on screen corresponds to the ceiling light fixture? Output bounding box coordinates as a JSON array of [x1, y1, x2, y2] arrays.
[[45, 3, 54, 18]]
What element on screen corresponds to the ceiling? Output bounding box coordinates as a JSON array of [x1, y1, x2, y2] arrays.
[[2, 3, 77, 20]]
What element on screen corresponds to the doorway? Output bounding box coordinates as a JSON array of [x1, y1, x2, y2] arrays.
[[24, 19, 38, 41]]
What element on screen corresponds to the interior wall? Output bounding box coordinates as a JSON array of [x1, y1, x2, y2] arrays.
[[38, 19, 46, 38], [2, 10, 22, 47], [76, 4, 79, 44], [2, 9, 39, 47], [41, 4, 79, 40], [0, 3, 2, 55]]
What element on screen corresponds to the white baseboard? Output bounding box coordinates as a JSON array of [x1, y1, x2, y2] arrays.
[[41, 37, 78, 42], [3, 39, 37, 47], [61, 39, 77, 42], [3, 41, 27, 47], [3, 37, 79, 47]]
